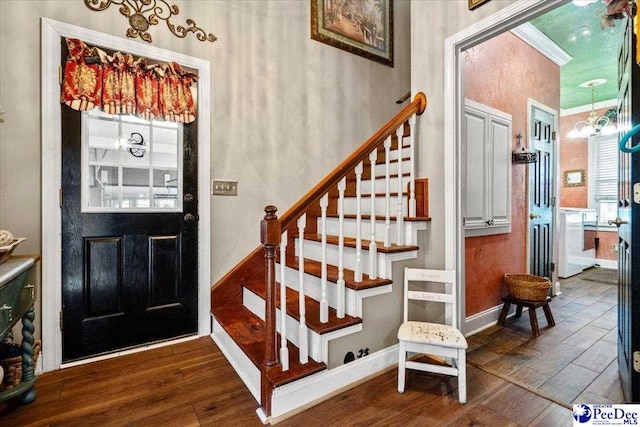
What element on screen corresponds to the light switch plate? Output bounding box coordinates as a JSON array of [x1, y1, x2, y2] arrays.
[[212, 179, 238, 196], [634, 183, 640, 204]]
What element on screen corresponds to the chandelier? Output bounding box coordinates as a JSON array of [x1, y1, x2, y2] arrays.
[[567, 79, 617, 138]]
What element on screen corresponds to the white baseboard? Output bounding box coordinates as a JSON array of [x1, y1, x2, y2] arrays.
[[269, 345, 399, 422], [464, 303, 519, 336], [595, 259, 617, 270]]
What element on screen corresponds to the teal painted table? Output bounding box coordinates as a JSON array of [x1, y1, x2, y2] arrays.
[[0, 256, 39, 405]]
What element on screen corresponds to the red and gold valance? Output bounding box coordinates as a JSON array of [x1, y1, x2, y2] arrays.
[[61, 38, 197, 123]]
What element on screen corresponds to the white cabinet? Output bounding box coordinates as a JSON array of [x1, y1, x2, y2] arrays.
[[464, 99, 512, 237]]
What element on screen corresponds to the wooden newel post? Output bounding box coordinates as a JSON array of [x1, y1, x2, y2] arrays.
[[260, 205, 281, 416]]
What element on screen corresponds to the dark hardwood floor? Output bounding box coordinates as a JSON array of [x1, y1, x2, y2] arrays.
[[0, 335, 571, 426], [1, 268, 617, 426]]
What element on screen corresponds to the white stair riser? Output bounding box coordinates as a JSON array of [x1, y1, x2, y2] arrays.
[[294, 237, 390, 279], [276, 265, 359, 316], [357, 175, 408, 195], [324, 216, 415, 244], [388, 146, 411, 161], [243, 287, 362, 364], [342, 195, 407, 216], [372, 159, 411, 177], [243, 288, 323, 363], [211, 318, 261, 403]]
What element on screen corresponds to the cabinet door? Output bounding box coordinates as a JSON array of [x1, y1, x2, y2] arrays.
[[465, 106, 488, 230], [464, 99, 512, 236], [489, 115, 512, 229]]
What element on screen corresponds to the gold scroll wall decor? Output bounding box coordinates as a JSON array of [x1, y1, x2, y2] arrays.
[[84, 0, 216, 43]]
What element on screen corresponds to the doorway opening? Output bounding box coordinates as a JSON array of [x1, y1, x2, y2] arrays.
[[445, 0, 631, 406]]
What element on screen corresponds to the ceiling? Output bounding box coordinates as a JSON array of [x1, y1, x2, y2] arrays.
[[529, 1, 624, 110]]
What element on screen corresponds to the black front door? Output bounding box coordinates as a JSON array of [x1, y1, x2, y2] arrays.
[[616, 15, 639, 403], [61, 104, 198, 362]]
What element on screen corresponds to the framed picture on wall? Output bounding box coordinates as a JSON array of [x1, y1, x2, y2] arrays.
[[468, 0, 491, 10], [310, 0, 394, 67], [563, 169, 585, 187]]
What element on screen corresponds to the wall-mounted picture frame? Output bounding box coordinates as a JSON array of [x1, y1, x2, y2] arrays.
[[563, 169, 585, 187], [310, 0, 394, 67], [468, 0, 491, 10]]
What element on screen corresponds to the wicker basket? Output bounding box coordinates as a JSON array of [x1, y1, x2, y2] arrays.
[[504, 274, 551, 301], [0, 340, 41, 391], [0, 237, 26, 265]]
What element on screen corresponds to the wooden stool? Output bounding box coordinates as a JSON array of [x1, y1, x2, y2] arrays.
[[497, 295, 555, 337]]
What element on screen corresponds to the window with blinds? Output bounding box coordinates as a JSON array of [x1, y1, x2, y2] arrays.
[[589, 134, 618, 225], [594, 135, 618, 201]]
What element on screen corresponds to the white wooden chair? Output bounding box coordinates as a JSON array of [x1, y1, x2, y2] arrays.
[[397, 267, 468, 403]]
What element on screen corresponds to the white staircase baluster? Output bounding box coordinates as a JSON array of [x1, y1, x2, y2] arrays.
[[320, 194, 329, 323], [354, 162, 364, 282], [396, 126, 405, 245], [297, 214, 309, 364], [383, 136, 392, 248], [337, 177, 347, 318], [368, 150, 378, 279], [408, 115, 417, 217], [279, 230, 289, 371]]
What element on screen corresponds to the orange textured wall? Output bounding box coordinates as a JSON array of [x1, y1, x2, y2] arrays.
[[558, 107, 611, 208], [464, 31, 560, 317], [596, 230, 618, 261]]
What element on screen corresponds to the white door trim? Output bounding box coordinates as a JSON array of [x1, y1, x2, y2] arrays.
[[41, 18, 212, 371], [443, 0, 570, 333]]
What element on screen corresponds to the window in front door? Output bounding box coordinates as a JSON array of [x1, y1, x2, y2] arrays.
[[82, 109, 183, 212]]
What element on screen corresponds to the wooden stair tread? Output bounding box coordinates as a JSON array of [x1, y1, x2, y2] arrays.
[[326, 213, 432, 222], [343, 190, 408, 197], [374, 156, 410, 166], [243, 280, 362, 334], [212, 304, 326, 387], [284, 257, 392, 291], [346, 172, 410, 182], [303, 234, 419, 253]]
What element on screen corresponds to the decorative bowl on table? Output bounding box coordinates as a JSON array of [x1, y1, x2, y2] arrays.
[[0, 236, 26, 265]]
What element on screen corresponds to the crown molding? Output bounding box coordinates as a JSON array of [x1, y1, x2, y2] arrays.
[[561, 98, 618, 116], [511, 22, 572, 66]]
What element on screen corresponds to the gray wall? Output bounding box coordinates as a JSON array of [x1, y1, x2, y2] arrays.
[[0, 1, 411, 308]]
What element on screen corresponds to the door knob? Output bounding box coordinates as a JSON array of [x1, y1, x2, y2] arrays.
[[608, 217, 628, 227], [184, 213, 196, 223], [530, 213, 541, 220]]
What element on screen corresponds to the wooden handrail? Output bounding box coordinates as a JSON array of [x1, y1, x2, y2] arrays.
[[278, 92, 427, 231], [211, 92, 427, 302]]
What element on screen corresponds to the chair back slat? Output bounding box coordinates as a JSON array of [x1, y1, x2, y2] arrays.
[[407, 291, 454, 304], [403, 267, 457, 328]]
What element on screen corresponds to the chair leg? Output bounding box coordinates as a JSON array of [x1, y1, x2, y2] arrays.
[[398, 341, 406, 393], [457, 349, 467, 404]]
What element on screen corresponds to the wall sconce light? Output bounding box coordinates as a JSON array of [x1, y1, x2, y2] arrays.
[[84, 0, 217, 43], [512, 133, 538, 164]]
